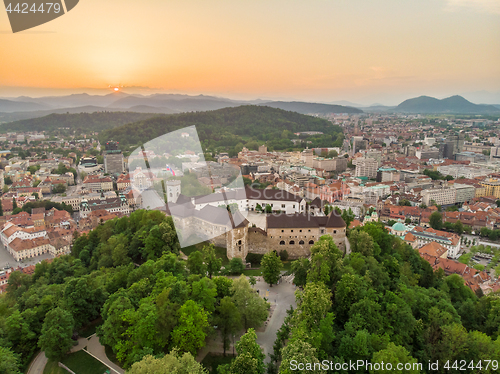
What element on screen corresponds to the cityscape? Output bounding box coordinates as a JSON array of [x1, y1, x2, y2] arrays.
[[0, 1, 499, 374]]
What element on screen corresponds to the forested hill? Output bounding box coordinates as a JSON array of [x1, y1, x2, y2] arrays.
[[0, 111, 163, 133], [259, 101, 363, 114], [99, 105, 345, 152]]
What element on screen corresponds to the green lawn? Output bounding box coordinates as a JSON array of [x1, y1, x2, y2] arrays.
[[60, 350, 108, 374], [242, 268, 262, 276], [201, 353, 235, 374], [43, 360, 70, 374]]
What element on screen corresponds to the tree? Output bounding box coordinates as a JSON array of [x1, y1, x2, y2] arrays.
[[38, 307, 74, 361], [231, 275, 269, 331], [127, 350, 207, 374], [328, 150, 338, 158], [261, 251, 283, 286], [203, 244, 221, 279], [341, 208, 355, 229], [0, 347, 22, 374], [215, 297, 242, 356], [265, 204, 272, 213], [429, 211, 443, 230], [52, 183, 67, 194], [279, 339, 325, 374], [227, 257, 245, 275], [453, 220, 464, 235], [349, 230, 374, 257], [187, 250, 206, 276], [0, 199, 3, 216], [371, 343, 420, 374], [172, 300, 209, 355], [230, 329, 265, 374], [291, 258, 310, 288]]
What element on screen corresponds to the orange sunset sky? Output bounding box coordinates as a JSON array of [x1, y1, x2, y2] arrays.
[[0, 0, 499, 104]]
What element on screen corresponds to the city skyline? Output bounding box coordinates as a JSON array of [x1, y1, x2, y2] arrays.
[[1, 0, 499, 105]]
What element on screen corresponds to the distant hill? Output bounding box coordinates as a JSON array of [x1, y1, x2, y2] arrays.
[[0, 112, 163, 132], [394, 95, 500, 114], [0, 99, 50, 113], [99, 105, 345, 151], [258, 101, 362, 114]]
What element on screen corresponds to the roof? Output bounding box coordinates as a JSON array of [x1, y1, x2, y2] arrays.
[[245, 187, 303, 202], [392, 221, 406, 232], [418, 241, 448, 258]]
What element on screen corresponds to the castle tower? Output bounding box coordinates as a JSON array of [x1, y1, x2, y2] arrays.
[[166, 180, 181, 203]]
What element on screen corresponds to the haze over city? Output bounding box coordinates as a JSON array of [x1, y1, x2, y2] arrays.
[[1, 0, 499, 105]]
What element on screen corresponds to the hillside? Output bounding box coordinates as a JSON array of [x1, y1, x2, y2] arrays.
[[394, 95, 500, 114], [0, 111, 164, 133], [99, 105, 345, 152], [0, 98, 50, 113], [259, 101, 362, 114]]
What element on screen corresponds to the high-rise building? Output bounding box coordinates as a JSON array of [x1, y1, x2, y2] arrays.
[[104, 141, 125, 175], [353, 157, 378, 179]]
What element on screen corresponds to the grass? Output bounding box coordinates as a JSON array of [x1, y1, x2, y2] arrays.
[[242, 268, 262, 276], [43, 360, 70, 374], [201, 353, 235, 374], [77, 318, 103, 338], [60, 350, 108, 374]]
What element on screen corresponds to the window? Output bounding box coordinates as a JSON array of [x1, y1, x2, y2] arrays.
[[280, 241, 285, 245], [309, 240, 314, 244], [289, 240, 295, 245], [291, 230, 294, 232], [281, 229, 284, 232], [299, 240, 304, 244], [238, 240, 242, 245], [308, 229, 311, 232], [293, 205, 296, 208], [282, 204, 285, 208], [334, 230, 337, 234], [299, 229, 302, 232]]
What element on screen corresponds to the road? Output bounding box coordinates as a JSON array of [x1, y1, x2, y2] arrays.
[[26, 352, 47, 374]]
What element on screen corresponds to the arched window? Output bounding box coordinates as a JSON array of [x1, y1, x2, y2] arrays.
[[279, 241, 285, 245], [299, 240, 305, 245], [309, 240, 314, 245], [289, 240, 295, 245]]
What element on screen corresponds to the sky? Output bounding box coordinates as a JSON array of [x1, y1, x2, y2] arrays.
[[0, 0, 499, 105]]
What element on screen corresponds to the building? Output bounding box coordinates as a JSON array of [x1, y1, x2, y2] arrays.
[[78, 156, 101, 173], [377, 167, 400, 182], [455, 152, 487, 163], [453, 183, 475, 204], [353, 157, 378, 179], [416, 148, 440, 160], [480, 178, 500, 199], [80, 194, 130, 218], [421, 186, 456, 206], [265, 213, 346, 257], [104, 150, 125, 175], [82, 175, 113, 192]]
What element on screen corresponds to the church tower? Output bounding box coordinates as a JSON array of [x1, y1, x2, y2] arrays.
[[166, 180, 181, 203]]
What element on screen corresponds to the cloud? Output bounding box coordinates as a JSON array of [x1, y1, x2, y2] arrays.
[[444, 0, 500, 14]]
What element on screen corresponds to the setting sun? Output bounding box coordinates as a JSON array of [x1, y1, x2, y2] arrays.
[[113, 87, 120, 92]]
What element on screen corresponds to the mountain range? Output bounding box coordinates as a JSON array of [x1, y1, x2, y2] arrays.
[[0, 92, 362, 124], [0, 93, 498, 126]]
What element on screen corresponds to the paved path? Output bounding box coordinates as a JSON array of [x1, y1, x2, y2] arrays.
[[86, 335, 125, 374], [345, 236, 351, 255], [27, 335, 125, 374], [196, 275, 297, 364], [26, 352, 47, 374], [254, 277, 297, 363]]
